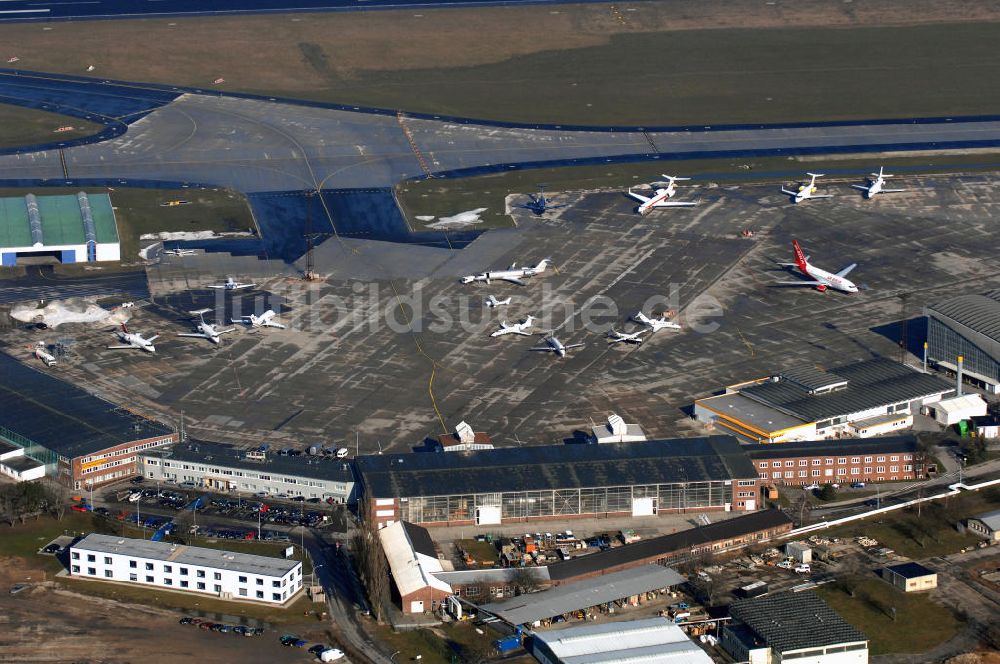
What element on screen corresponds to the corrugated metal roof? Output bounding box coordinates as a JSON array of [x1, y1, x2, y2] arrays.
[[546, 510, 793, 582], [534, 618, 713, 664], [729, 592, 866, 653], [480, 565, 684, 625], [378, 521, 452, 598], [779, 366, 848, 393], [742, 358, 953, 422], [927, 292, 1000, 345], [356, 436, 757, 499]]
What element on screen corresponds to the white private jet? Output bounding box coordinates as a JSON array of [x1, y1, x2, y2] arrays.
[[852, 167, 905, 198], [776, 240, 858, 293], [162, 248, 196, 257], [490, 315, 536, 338], [208, 277, 257, 291], [627, 175, 699, 215], [529, 335, 585, 357], [632, 311, 682, 333], [485, 295, 511, 309], [107, 323, 158, 353], [461, 258, 551, 286], [231, 310, 286, 329], [607, 328, 646, 345], [782, 173, 833, 204], [178, 309, 237, 344]]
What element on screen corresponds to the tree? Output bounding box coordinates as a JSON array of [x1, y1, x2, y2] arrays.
[[818, 484, 838, 502], [350, 496, 391, 623], [509, 566, 541, 596]]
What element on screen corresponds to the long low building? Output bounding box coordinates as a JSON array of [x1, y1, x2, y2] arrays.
[[0, 192, 120, 265], [694, 358, 954, 443], [544, 509, 794, 583], [140, 440, 356, 504], [70, 533, 302, 605], [0, 352, 177, 488], [531, 618, 714, 664], [355, 436, 761, 529], [744, 436, 929, 486], [479, 565, 685, 627]]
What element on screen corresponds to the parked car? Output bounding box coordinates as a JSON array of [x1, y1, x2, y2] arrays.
[[43, 543, 61, 554], [851, 482, 866, 489], [71, 504, 90, 513], [794, 564, 811, 574], [130, 476, 144, 484], [803, 483, 820, 491], [776, 560, 793, 570], [179, 617, 193, 625], [320, 649, 345, 662], [93, 507, 110, 516]]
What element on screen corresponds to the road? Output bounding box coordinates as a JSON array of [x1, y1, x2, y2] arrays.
[[301, 528, 394, 664], [0, 0, 600, 22]]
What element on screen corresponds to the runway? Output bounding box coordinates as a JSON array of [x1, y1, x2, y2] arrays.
[[0, 0, 596, 22]]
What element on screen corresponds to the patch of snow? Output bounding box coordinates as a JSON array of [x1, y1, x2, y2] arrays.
[[140, 231, 219, 241], [10, 299, 130, 329], [425, 208, 488, 229]]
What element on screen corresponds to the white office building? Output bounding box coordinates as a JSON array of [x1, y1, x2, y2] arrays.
[[69, 533, 302, 605], [140, 441, 356, 504]]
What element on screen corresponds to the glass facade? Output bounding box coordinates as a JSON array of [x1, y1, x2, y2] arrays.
[[397, 481, 733, 524], [928, 318, 1000, 384]]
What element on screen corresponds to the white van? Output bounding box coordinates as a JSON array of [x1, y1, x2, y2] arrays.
[[335, 448, 349, 459]]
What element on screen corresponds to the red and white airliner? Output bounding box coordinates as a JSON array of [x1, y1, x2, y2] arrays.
[[627, 175, 698, 215], [777, 240, 858, 293]]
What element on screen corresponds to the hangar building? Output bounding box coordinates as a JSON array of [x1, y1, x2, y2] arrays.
[[694, 358, 953, 443], [0, 352, 176, 488], [0, 192, 120, 265], [925, 292, 1000, 394], [356, 436, 760, 529]]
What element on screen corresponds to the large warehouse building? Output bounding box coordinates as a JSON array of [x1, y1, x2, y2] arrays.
[[0, 192, 120, 265], [694, 358, 954, 443], [355, 436, 760, 529], [0, 352, 176, 488], [925, 292, 1000, 394]]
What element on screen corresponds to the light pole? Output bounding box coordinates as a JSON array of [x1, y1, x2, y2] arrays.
[[390, 651, 400, 663]]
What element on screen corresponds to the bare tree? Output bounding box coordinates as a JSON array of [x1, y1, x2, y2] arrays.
[[350, 496, 391, 623], [509, 567, 542, 596]]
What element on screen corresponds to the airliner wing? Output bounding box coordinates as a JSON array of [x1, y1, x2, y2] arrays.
[[147, 335, 160, 342], [501, 277, 527, 286], [218, 327, 238, 334], [850, 184, 870, 191], [177, 333, 207, 338], [106, 345, 134, 350], [265, 321, 287, 329], [232, 284, 255, 290], [811, 194, 834, 199], [563, 343, 586, 350], [206, 285, 227, 289], [835, 263, 857, 278], [627, 191, 651, 203], [780, 188, 798, 196], [775, 281, 824, 287], [882, 188, 905, 193], [528, 346, 555, 352], [651, 201, 698, 208]]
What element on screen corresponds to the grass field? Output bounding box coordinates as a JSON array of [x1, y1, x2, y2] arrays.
[[0, 103, 103, 150], [0, 186, 254, 263], [0, 510, 316, 623], [397, 151, 1000, 228], [825, 487, 1000, 559], [816, 578, 962, 655], [0, 2, 997, 125], [370, 621, 509, 664]]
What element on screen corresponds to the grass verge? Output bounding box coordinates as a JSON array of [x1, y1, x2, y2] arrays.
[[816, 579, 961, 655], [0, 103, 104, 150], [397, 151, 1000, 226], [824, 487, 1000, 559]]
